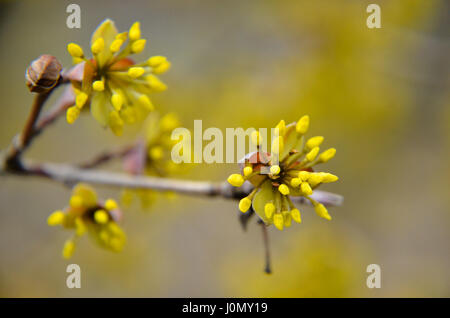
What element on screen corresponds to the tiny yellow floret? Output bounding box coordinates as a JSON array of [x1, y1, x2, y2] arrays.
[[69, 195, 83, 208], [296, 115, 310, 134], [315, 203, 332, 220], [306, 146, 320, 162], [152, 61, 171, 75], [290, 178, 302, 188], [67, 43, 84, 57], [110, 39, 124, 53], [275, 120, 286, 136], [318, 148, 336, 163], [148, 56, 167, 67], [270, 165, 280, 176], [47, 210, 65, 226], [264, 203, 275, 219], [227, 174, 245, 187], [91, 38, 105, 54], [129, 22, 141, 41], [128, 67, 145, 78], [66, 106, 80, 124], [131, 39, 146, 53], [105, 199, 118, 211], [306, 136, 324, 150], [301, 182, 313, 195], [92, 80, 105, 92], [137, 95, 154, 111], [273, 213, 284, 231], [290, 208, 302, 223], [243, 166, 253, 177], [75, 92, 88, 108], [111, 94, 124, 111], [62, 240, 76, 259], [298, 170, 310, 181], [278, 184, 290, 195], [94, 210, 109, 224], [239, 197, 252, 213]]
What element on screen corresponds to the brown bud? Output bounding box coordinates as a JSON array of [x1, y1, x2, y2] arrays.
[[26, 55, 62, 93]]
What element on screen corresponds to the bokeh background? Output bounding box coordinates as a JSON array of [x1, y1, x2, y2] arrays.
[[0, 0, 449, 297]]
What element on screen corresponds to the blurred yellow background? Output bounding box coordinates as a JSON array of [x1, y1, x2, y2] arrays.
[[0, 0, 449, 297]]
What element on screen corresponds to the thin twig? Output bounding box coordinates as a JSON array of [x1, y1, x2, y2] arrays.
[[78, 144, 136, 169], [260, 220, 272, 274]]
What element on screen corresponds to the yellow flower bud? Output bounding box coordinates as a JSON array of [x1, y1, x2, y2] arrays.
[[152, 61, 171, 75], [105, 199, 118, 211], [47, 210, 65, 226], [239, 197, 252, 213], [67, 43, 84, 57], [306, 136, 324, 150], [290, 178, 302, 188], [129, 21, 141, 41], [273, 213, 284, 230], [306, 146, 320, 162], [62, 240, 76, 259], [300, 182, 313, 195], [320, 172, 339, 183], [111, 94, 124, 111], [243, 166, 253, 177], [296, 115, 309, 134], [69, 195, 83, 208], [137, 95, 154, 111], [148, 56, 167, 67], [131, 39, 146, 53], [91, 37, 105, 54], [227, 174, 244, 187], [298, 170, 310, 181], [278, 184, 290, 195], [75, 92, 88, 108], [283, 211, 292, 227], [75, 218, 86, 236], [109, 39, 124, 53], [94, 210, 109, 224], [270, 165, 280, 175], [290, 208, 301, 223], [128, 67, 146, 78], [315, 203, 331, 220], [264, 203, 275, 219], [318, 148, 336, 163], [66, 106, 80, 124], [145, 75, 167, 92], [92, 80, 105, 91], [308, 173, 324, 187], [149, 146, 164, 160]]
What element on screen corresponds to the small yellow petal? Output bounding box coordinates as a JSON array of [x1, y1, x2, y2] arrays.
[[75, 92, 88, 108], [283, 211, 292, 227], [145, 74, 167, 91], [149, 146, 164, 160], [110, 39, 124, 53], [271, 136, 284, 154], [148, 56, 167, 67], [75, 218, 86, 236], [69, 195, 83, 208], [320, 172, 339, 183], [298, 170, 310, 181], [275, 120, 286, 136], [152, 61, 171, 75]]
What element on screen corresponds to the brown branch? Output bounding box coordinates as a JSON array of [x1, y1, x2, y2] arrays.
[[78, 144, 136, 169]]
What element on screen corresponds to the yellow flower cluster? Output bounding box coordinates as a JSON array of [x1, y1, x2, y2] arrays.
[[227, 116, 338, 231], [121, 112, 184, 209], [47, 183, 126, 258], [66, 19, 171, 135]]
